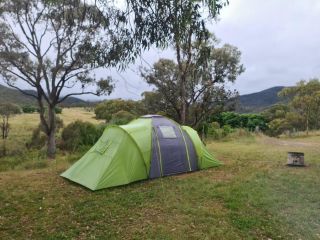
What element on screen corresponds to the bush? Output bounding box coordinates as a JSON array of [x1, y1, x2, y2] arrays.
[[212, 112, 268, 132], [267, 119, 292, 137], [55, 107, 62, 114], [26, 116, 64, 149], [22, 105, 37, 113], [61, 121, 104, 151], [208, 127, 223, 140], [94, 99, 143, 121], [222, 124, 234, 136], [206, 122, 234, 140], [26, 127, 47, 149], [110, 110, 135, 125]]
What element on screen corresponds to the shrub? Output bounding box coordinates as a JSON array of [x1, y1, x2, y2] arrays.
[[55, 107, 62, 114], [211, 121, 220, 129], [196, 122, 209, 139], [207, 122, 223, 140], [26, 127, 47, 149], [27, 116, 64, 149], [22, 105, 37, 113], [211, 112, 268, 132], [208, 127, 223, 140], [206, 122, 234, 140], [61, 121, 103, 151], [110, 110, 135, 125], [222, 124, 234, 136], [94, 99, 144, 121], [267, 119, 292, 137]]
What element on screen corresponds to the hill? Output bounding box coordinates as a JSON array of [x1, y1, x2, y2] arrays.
[[237, 86, 286, 113], [1, 84, 289, 112], [0, 84, 89, 107]]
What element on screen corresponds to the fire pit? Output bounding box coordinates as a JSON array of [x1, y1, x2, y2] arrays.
[[287, 152, 305, 167]]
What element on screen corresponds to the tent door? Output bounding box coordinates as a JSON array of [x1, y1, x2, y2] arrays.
[[155, 125, 189, 176], [149, 117, 198, 179]]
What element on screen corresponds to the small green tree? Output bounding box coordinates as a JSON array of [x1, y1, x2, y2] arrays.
[[0, 103, 21, 155], [279, 79, 320, 135], [141, 40, 244, 127], [0, 103, 21, 140]]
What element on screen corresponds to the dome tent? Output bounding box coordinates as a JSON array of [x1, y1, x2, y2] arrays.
[[61, 115, 221, 190]]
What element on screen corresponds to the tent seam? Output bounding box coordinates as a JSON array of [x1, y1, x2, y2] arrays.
[[179, 127, 192, 171]]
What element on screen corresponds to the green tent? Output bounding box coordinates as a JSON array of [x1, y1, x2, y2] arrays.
[[61, 115, 221, 190]]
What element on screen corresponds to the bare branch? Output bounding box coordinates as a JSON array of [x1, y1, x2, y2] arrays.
[[5, 82, 38, 99], [57, 91, 98, 104]]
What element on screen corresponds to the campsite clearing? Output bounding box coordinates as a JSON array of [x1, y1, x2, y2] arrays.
[[1, 125, 320, 239]]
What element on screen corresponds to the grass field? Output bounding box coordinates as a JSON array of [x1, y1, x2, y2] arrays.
[[0, 108, 103, 171], [1, 109, 320, 239]]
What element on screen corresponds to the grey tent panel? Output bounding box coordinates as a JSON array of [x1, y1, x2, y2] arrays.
[[149, 117, 198, 178]]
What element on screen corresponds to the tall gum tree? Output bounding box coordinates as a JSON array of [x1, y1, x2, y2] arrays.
[[141, 37, 244, 126], [0, 0, 133, 158], [124, 0, 229, 123]]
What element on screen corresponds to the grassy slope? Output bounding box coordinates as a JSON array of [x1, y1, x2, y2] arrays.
[[1, 110, 320, 239]]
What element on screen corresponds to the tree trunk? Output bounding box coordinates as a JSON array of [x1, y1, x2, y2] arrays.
[[47, 105, 56, 159], [180, 75, 187, 124], [2, 139, 6, 156], [47, 129, 56, 159], [306, 117, 309, 136]]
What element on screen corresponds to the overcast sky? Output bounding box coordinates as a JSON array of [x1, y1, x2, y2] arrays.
[[2, 0, 320, 101], [98, 0, 320, 101]]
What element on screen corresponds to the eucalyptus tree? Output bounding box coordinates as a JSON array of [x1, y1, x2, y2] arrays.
[[279, 79, 320, 135], [0, 0, 132, 158], [141, 38, 244, 127], [124, 0, 229, 123]]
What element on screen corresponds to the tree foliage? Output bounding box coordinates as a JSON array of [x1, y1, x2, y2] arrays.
[[124, 0, 228, 50], [212, 112, 268, 132], [0, 0, 133, 157], [94, 99, 145, 122], [279, 79, 320, 135], [141, 38, 244, 126], [124, 0, 229, 123], [0, 103, 21, 140]]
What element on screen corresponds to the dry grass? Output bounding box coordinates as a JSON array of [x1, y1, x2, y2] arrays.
[[59, 107, 103, 125], [0, 108, 102, 171], [0, 133, 320, 239]]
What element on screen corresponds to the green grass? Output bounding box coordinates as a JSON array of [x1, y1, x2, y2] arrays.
[[0, 110, 320, 239]]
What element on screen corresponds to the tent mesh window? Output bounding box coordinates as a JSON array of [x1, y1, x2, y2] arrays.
[[159, 126, 177, 138]]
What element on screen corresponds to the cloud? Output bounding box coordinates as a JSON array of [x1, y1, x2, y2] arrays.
[[213, 0, 320, 94], [3, 0, 320, 100]]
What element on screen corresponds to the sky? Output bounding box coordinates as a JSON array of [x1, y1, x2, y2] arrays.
[[2, 0, 320, 101], [95, 0, 320, 101]]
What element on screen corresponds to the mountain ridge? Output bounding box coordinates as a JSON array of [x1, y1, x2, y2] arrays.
[[0, 84, 288, 112], [237, 86, 287, 113], [0, 84, 87, 107]]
